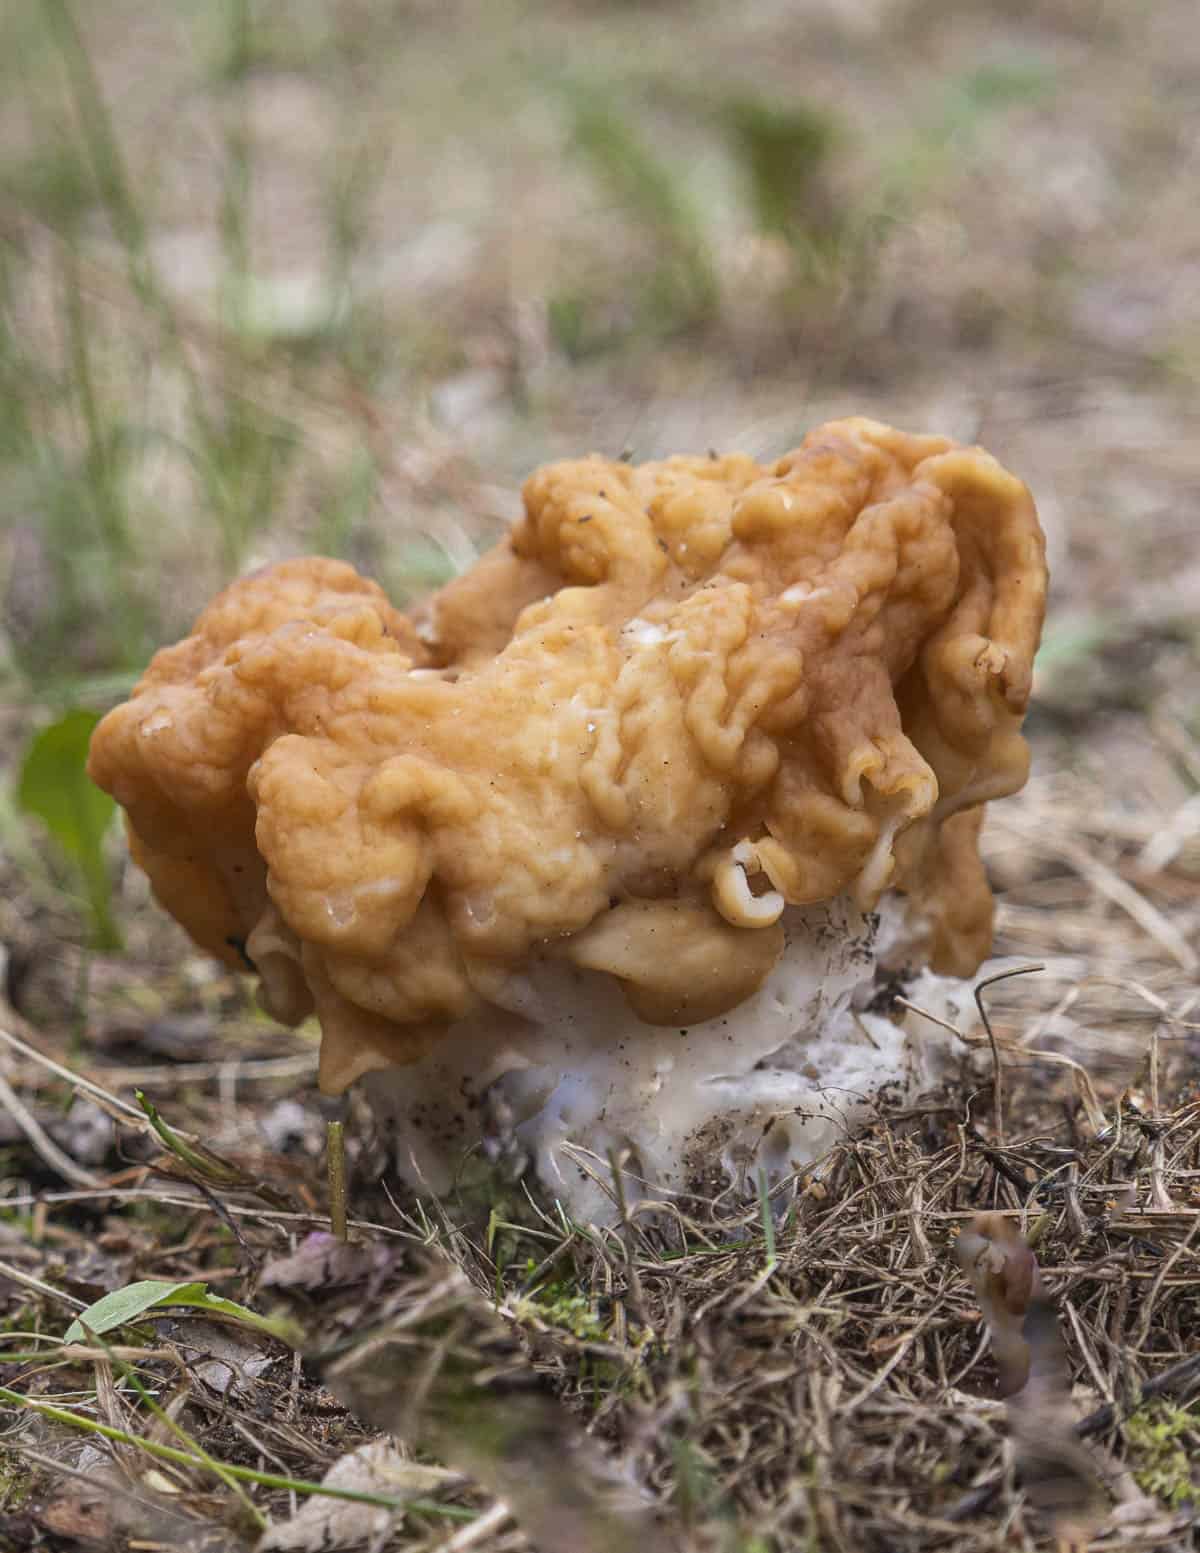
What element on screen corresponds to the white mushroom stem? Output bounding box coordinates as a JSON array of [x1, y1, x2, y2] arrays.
[[359, 899, 978, 1225]]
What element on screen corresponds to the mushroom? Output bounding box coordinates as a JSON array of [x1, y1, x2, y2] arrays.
[[89, 418, 1047, 1220]]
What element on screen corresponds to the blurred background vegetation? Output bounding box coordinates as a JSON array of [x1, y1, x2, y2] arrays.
[[1, 0, 1198, 950]]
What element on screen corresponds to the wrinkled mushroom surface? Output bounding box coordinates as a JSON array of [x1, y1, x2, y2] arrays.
[[89, 417, 1046, 1122]]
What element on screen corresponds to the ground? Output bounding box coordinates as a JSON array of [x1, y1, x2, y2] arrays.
[[0, 1, 1198, 1549]]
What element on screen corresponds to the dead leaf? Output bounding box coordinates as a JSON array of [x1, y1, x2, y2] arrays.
[[260, 1231, 395, 1292], [36, 1483, 113, 1547], [257, 1439, 457, 1551], [162, 1317, 276, 1398]]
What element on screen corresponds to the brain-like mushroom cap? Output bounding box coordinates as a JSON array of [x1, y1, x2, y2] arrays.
[[89, 418, 1047, 1090]]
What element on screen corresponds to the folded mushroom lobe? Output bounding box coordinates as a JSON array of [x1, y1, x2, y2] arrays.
[[88, 418, 1047, 1091]]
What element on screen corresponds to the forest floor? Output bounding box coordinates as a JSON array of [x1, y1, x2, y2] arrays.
[[0, 1, 1198, 1549]]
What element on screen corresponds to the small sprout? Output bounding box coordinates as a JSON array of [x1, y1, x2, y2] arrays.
[[136, 1090, 296, 1210], [757, 1166, 777, 1273], [327, 1118, 348, 1241]]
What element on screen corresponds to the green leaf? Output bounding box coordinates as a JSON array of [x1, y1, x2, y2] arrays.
[[16, 707, 121, 949], [64, 1278, 299, 1345], [64, 1279, 198, 1342]]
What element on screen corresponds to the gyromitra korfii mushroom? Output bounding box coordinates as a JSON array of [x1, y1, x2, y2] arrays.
[[89, 417, 1047, 1219]]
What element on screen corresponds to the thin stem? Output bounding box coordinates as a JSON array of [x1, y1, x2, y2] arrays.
[[973, 962, 1045, 1146], [0, 1385, 474, 1519], [757, 1167, 777, 1275], [327, 1119, 348, 1241], [115, 1356, 265, 1530]]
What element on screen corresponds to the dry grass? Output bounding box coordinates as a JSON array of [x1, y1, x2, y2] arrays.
[[1, 762, 1198, 1551]]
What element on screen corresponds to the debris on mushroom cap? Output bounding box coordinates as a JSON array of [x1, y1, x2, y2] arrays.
[[88, 417, 1046, 1116]]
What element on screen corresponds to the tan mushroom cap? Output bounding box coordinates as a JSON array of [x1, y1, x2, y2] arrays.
[[88, 417, 1047, 1092]]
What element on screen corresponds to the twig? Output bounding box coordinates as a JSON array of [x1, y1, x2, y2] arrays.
[[1129, 1212, 1200, 1351], [0, 1022, 179, 1131], [1076, 1352, 1200, 1438], [0, 1258, 87, 1311], [436, 1500, 513, 1551], [112, 1346, 266, 1530], [944, 1479, 1003, 1523], [14, 1445, 200, 1531], [1139, 791, 1200, 874], [0, 1186, 417, 1239], [0, 1070, 105, 1188], [1014, 826, 1197, 971], [94, 1052, 319, 1087], [974, 963, 1045, 1144], [947, 1352, 1200, 1521], [606, 1146, 648, 1327]]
